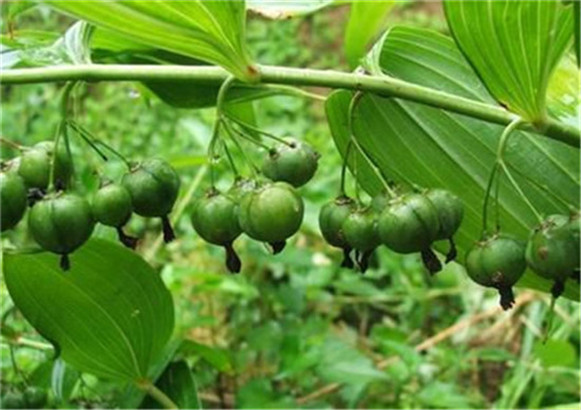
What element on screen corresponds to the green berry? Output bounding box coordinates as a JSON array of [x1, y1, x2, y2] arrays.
[[122, 158, 180, 243], [466, 234, 526, 309], [28, 192, 95, 270], [0, 172, 28, 232], [262, 139, 319, 187], [526, 214, 580, 298], [18, 141, 73, 190], [378, 193, 440, 253], [92, 183, 133, 228], [239, 182, 304, 251]]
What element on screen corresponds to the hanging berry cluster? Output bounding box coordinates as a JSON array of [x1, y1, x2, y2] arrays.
[[1, 84, 180, 270]]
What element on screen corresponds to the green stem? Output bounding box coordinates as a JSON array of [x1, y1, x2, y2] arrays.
[[0, 137, 25, 151], [482, 162, 499, 235], [340, 141, 352, 196], [138, 381, 178, 409], [226, 115, 290, 146], [222, 121, 261, 176], [69, 121, 131, 169], [48, 82, 75, 192], [500, 161, 543, 223], [67, 122, 108, 161], [223, 120, 270, 151], [348, 93, 396, 197], [1, 64, 578, 147], [221, 138, 239, 177]]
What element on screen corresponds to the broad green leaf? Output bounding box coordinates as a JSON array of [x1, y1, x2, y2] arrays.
[[326, 26, 580, 300], [3, 238, 174, 382], [1, 22, 93, 68], [247, 0, 334, 19], [344, 1, 395, 68], [546, 54, 580, 127], [90, 29, 275, 109], [444, 0, 574, 122], [46, 0, 257, 81], [574, 1, 580, 66], [533, 339, 577, 368], [180, 340, 233, 373], [141, 361, 201, 409]]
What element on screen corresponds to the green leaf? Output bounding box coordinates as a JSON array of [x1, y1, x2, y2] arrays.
[[325, 26, 580, 300], [179, 340, 233, 373], [3, 238, 174, 382], [141, 361, 201, 409], [247, 0, 334, 19], [46, 0, 257, 81], [444, 0, 574, 122], [1, 21, 93, 68], [533, 339, 577, 367], [236, 379, 295, 409], [344, 1, 395, 69], [573, 1, 580, 67]]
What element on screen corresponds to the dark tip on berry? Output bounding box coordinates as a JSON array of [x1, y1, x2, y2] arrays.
[[357, 249, 374, 274], [421, 248, 442, 275], [55, 178, 66, 192], [270, 241, 286, 254], [498, 285, 515, 310], [60, 254, 70, 271], [445, 237, 457, 263], [116, 227, 138, 249], [340, 246, 354, 269], [27, 188, 45, 207], [161, 215, 175, 243], [551, 280, 565, 299], [224, 242, 241, 274]]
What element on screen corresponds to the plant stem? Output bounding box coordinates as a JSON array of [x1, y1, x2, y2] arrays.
[[1, 64, 578, 147], [226, 115, 290, 146], [137, 381, 178, 409], [48, 82, 75, 192], [0, 137, 25, 151], [482, 162, 499, 235], [339, 141, 352, 196]]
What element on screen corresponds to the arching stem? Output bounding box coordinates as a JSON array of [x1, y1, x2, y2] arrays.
[[225, 115, 291, 146], [48, 82, 75, 193]]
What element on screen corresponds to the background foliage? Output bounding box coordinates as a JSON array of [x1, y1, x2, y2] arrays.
[[1, 2, 580, 409]]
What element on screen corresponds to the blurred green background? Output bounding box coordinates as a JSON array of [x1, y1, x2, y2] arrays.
[[1, 2, 579, 409]]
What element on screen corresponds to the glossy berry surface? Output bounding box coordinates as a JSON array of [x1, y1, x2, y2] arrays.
[[92, 183, 133, 227], [17, 141, 73, 189], [342, 208, 379, 252], [28, 192, 95, 269], [466, 234, 526, 309], [318, 196, 355, 248], [378, 193, 440, 253], [526, 214, 580, 285], [239, 182, 304, 243], [425, 189, 464, 240], [122, 158, 180, 217], [0, 172, 28, 232], [192, 190, 242, 245], [262, 139, 319, 187]]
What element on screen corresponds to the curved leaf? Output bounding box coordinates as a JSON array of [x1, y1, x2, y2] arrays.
[[3, 239, 175, 381], [344, 1, 395, 69], [444, 0, 574, 122], [325, 26, 580, 300], [247, 0, 334, 19], [46, 0, 257, 81]]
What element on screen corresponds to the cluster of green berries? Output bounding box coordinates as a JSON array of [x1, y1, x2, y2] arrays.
[[1, 140, 180, 270], [319, 188, 464, 274], [466, 213, 580, 309], [191, 139, 318, 273]]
